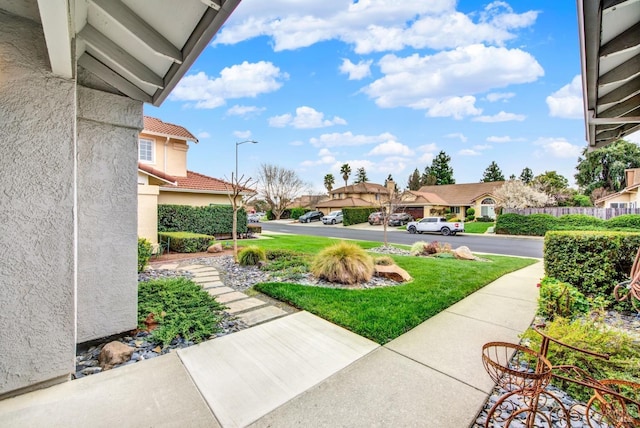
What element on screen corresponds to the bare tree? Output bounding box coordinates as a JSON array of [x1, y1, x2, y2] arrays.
[[225, 172, 257, 263], [375, 179, 403, 246], [258, 163, 308, 220]]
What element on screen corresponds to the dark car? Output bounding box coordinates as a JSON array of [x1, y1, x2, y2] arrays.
[[388, 212, 413, 226], [368, 211, 384, 225], [298, 210, 324, 223]]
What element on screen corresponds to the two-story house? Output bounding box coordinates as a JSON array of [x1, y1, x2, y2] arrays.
[[316, 181, 395, 214], [137, 116, 250, 243], [595, 168, 640, 209]]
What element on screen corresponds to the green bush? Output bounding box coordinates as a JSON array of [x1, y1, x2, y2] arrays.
[[158, 231, 214, 253], [544, 231, 640, 308], [342, 207, 379, 226], [138, 238, 153, 273], [572, 194, 592, 207], [238, 246, 266, 266], [496, 213, 640, 236], [138, 278, 225, 345], [158, 205, 247, 236], [465, 215, 475, 222], [537, 277, 590, 320], [496, 213, 556, 235], [607, 214, 640, 230], [466, 208, 475, 216], [476, 216, 494, 222], [311, 241, 374, 284], [289, 207, 306, 220]]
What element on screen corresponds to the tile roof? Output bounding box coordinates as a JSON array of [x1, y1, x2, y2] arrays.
[[161, 170, 254, 194], [138, 162, 177, 185], [318, 197, 373, 208], [143, 116, 198, 142], [331, 182, 389, 195], [402, 190, 448, 205], [417, 181, 505, 205]]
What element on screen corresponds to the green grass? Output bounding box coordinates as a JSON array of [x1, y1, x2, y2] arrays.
[[250, 234, 536, 344], [464, 222, 495, 234]]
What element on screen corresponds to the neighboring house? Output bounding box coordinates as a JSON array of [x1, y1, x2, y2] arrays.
[[138, 116, 251, 244], [595, 168, 640, 209], [316, 181, 396, 214], [405, 181, 505, 219], [288, 194, 330, 210]]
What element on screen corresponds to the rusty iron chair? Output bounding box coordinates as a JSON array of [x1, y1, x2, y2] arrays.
[[613, 246, 640, 312]]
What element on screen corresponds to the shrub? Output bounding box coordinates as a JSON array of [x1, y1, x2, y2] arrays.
[[238, 245, 266, 266], [410, 241, 451, 256], [289, 207, 306, 220], [138, 238, 153, 273], [138, 278, 225, 345], [410, 241, 430, 256], [465, 215, 475, 222], [476, 216, 494, 222], [158, 231, 214, 253], [537, 277, 590, 320], [521, 316, 640, 402], [342, 207, 379, 226], [544, 231, 640, 309], [607, 214, 640, 230], [311, 241, 374, 284], [495, 213, 556, 235], [158, 205, 247, 236], [374, 256, 395, 266], [466, 207, 475, 216]]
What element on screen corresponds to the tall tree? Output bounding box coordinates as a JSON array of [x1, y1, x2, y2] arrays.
[[493, 180, 554, 209], [257, 163, 308, 220], [575, 140, 640, 195], [429, 151, 455, 185], [519, 167, 534, 184], [354, 167, 368, 183], [323, 173, 335, 193], [340, 163, 351, 188], [533, 171, 569, 194], [481, 161, 505, 182], [407, 168, 421, 190]]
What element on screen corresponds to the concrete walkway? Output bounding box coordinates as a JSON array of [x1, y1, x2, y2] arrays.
[[0, 261, 543, 428]]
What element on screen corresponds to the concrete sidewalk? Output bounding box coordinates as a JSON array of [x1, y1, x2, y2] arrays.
[[0, 262, 542, 428]]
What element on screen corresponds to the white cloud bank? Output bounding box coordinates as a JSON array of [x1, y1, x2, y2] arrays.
[[268, 106, 347, 129], [546, 75, 583, 119]]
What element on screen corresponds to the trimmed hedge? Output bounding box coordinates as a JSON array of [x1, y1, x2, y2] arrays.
[[289, 207, 306, 220], [544, 231, 640, 308], [158, 204, 247, 236], [158, 231, 215, 253], [496, 213, 640, 236], [343, 207, 379, 226]]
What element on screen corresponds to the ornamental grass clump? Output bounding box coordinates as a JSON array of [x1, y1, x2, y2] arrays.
[[238, 245, 266, 266], [311, 241, 374, 285]]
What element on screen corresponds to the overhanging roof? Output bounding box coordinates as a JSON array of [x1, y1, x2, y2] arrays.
[[0, 0, 241, 106], [578, 0, 640, 149]]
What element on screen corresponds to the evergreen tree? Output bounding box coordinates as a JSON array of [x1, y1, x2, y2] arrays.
[[429, 151, 455, 185], [481, 161, 505, 182], [340, 163, 351, 188], [575, 140, 640, 195], [354, 167, 369, 183], [407, 168, 421, 190], [323, 173, 335, 193], [509, 174, 516, 180], [519, 167, 534, 184]]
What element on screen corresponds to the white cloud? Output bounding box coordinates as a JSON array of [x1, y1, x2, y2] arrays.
[[416, 143, 438, 163], [364, 45, 543, 111], [426, 96, 482, 119], [268, 106, 347, 129], [300, 148, 337, 167], [197, 131, 210, 139], [546, 75, 583, 119], [534, 137, 582, 159], [215, 1, 539, 54], [339, 59, 373, 80], [486, 92, 515, 102], [310, 131, 397, 148], [170, 61, 288, 109], [473, 144, 492, 150], [226, 105, 266, 117], [367, 140, 414, 156], [233, 130, 252, 139], [473, 111, 525, 122], [459, 149, 481, 156], [445, 133, 468, 142]]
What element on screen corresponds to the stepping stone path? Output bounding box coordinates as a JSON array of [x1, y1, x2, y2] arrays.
[[154, 263, 290, 327]]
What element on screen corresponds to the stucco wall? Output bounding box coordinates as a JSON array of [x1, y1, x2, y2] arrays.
[[0, 11, 76, 395], [76, 86, 142, 343], [138, 185, 160, 243], [158, 191, 230, 207]]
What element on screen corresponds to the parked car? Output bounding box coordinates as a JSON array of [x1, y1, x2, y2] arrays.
[[368, 211, 384, 225], [388, 212, 413, 226], [247, 213, 261, 223], [322, 210, 343, 224], [298, 210, 324, 223], [406, 217, 464, 236]]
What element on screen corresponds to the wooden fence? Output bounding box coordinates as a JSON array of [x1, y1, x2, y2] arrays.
[[502, 207, 640, 220]]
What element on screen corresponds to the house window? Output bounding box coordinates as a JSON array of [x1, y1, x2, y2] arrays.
[[451, 207, 460, 214], [375, 194, 380, 201], [480, 197, 496, 218], [139, 138, 154, 163], [611, 202, 628, 208]]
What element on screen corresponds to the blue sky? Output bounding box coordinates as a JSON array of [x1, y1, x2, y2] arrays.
[[145, 0, 639, 192]]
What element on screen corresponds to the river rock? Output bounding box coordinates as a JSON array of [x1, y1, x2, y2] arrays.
[[454, 246, 476, 260], [207, 243, 223, 253], [375, 265, 412, 282], [98, 341, 134, 370]]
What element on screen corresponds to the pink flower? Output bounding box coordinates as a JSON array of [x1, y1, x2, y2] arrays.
[[536, 283, 541, 288]]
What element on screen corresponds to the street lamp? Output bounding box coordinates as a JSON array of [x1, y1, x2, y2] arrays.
[[235, 140, 258, 184]]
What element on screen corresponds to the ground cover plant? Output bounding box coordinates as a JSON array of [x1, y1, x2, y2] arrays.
[[249, 235, 535, 344], [138, 278, 225, 345]]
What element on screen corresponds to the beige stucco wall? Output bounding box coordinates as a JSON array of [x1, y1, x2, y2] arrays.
[[139, 132, 189, 178], [139, 185, 160, 243], [602, 193, 636, 208], [159, 191, 232, 207], [0, 12, 77, 395]]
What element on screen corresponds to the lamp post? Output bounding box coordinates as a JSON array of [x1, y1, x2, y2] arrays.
[[232, 140, 258, 262], [235, 140, 258, 185]]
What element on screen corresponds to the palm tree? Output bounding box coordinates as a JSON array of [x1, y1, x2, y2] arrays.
[[323, 173, 335, 194], [340, 163, 351, 188]]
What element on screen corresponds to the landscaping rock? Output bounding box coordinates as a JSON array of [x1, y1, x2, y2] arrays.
[[98, 341, 134, 370], [375, 265, 412, 282], [453, 246, 476, 260], [207, 243, 223, 253]]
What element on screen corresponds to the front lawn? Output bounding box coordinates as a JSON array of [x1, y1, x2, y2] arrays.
[[250, 234, 536, 344], [464, 222, 495, 234]]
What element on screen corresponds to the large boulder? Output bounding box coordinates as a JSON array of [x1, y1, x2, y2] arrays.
[[453, 246, 476, 261], [375, 265, 412, 282], [207, 243, 223, 253], [98, 341, 134, 370]]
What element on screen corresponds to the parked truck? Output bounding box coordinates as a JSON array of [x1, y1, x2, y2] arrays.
[[406, 217, 464, 236]]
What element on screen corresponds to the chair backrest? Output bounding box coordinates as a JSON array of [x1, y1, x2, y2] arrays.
[[630, 246, 640, 279]]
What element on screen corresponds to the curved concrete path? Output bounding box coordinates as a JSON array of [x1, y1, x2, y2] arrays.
[[0, 261, 543, 427]]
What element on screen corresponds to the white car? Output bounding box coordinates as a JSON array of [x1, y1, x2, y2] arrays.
[[322, 210, 343, 225], [406, 217, 464, 236]]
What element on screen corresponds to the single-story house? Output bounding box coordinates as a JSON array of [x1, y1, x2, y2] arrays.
[[595, 168, 640, 209]]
